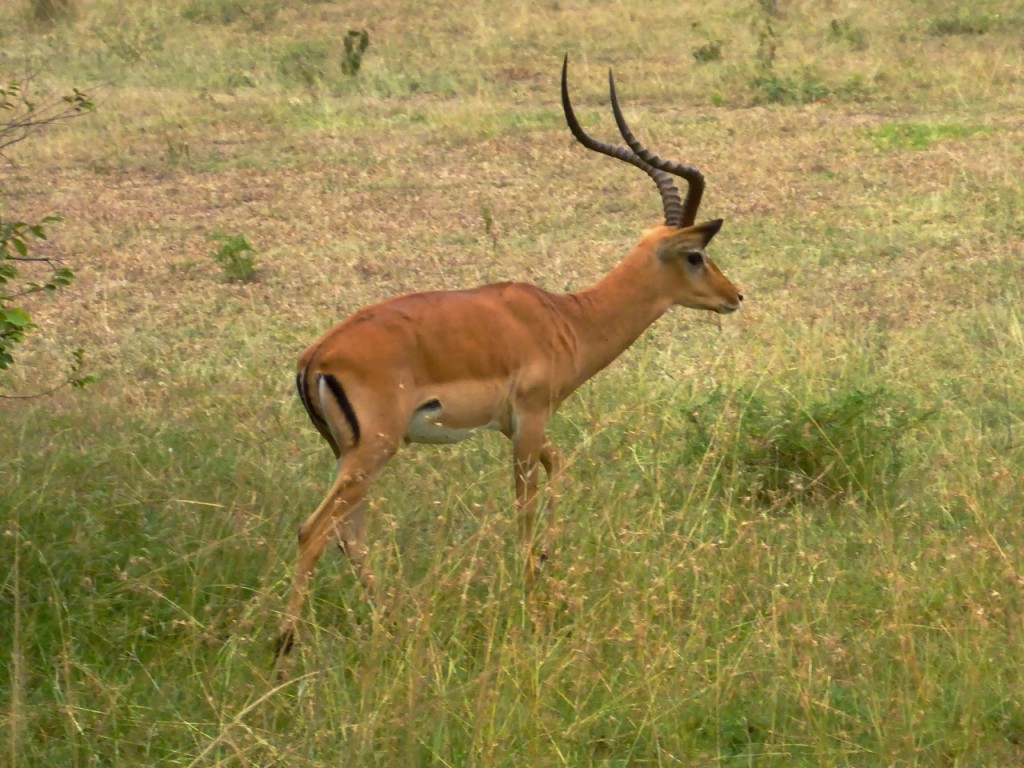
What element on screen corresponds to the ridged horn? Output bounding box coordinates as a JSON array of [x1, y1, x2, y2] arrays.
[[561, 54, 686, 229], [608, 70, 705, 227]]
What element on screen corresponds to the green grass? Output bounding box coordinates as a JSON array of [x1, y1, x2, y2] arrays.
[[3, 0, 1024, 765], [868, 122, 988, 150]]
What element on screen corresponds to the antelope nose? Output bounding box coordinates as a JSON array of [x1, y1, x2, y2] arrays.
[[737, 293, 744, 302]]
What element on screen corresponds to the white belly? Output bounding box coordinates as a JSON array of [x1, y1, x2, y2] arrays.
[[403, 398, 509, 445]]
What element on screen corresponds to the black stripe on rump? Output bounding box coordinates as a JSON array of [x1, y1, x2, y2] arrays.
[[317, 372, 361, 446], [295, 369, 327, 429]]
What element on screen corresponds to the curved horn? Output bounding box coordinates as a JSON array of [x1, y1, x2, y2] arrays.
[[561, 54, 685, 229], [608, 70, 705, 227]]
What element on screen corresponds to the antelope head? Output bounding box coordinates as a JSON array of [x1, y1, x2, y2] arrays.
[[561, 54, 744, 315]]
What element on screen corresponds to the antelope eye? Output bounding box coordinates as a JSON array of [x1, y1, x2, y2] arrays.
[[686, 251, 704, 267]]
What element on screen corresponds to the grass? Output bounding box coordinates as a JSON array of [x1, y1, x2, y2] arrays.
[[2, 0, 1024, 765], [867, 122, 988, 150]]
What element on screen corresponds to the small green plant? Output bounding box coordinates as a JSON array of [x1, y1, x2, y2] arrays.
[[209, 233, 257, 282], [692, 40, 723, 64], [341, 29, 370, 76], [480, 203, 498, 250]]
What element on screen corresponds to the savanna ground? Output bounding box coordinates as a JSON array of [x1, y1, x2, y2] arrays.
[[2, 0, 1023, 765]]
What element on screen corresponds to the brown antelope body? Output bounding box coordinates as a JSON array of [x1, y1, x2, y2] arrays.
[[276, 55, 742, 659]]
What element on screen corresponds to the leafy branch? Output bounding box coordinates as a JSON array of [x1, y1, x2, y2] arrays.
[[0, 75, 93, 157], [1, 70, 95, 393]]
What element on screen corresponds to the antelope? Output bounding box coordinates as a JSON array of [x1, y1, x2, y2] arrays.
[[276, 55, 742, 658]]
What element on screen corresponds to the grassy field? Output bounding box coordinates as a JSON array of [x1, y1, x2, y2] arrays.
[[2, 0, 1023, 764]]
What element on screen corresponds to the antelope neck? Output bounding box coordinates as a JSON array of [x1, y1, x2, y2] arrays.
[[558, 249, 674, 382]]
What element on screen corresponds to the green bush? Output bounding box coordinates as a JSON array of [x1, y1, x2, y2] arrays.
[[1, 76, 93, 390], [685, 384, 932, 507], [341, 29, 370, 76], [750, 71, 831, 104], [692, 40, 723, 64], [209, 233, 257, 282]]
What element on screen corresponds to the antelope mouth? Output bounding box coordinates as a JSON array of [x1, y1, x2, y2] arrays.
[[717, 303, 741, 314]]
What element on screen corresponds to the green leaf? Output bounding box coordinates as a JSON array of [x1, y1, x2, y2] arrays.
[[1, 307, 33, 327]]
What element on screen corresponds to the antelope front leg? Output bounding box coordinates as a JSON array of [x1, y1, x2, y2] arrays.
[[512, 418, 549, 578]]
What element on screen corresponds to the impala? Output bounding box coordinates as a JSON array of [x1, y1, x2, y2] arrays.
[[276, 55, 742, 658]]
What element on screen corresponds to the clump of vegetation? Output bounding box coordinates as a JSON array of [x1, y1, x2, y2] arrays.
[[275, 31, 369, 88], [341, 29, 370, 76], [692, 40, 723, 64], [685, 384, 931, 507], [162, 131, 191, 166], [829, 17, 869, 50], [748, 11, 826, 104], [480, 203, 499, 250], [750, 70, 831, 104], [30, 0, 74, 24], [747, 8, 869, 104], [0, 216, 69, 370], [92, 15, 165, 63], [209, 233, 257, 282], [1, 75, 93, 391], [928, 13, 995, 36]]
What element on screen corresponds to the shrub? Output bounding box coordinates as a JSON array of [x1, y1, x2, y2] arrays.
[[684, 384, 931, 508], [1, 75, 93, 392], [692, 40, 723, 64], [750, 71, 831, 104], [209, 233, 257, 282], [341, 29, 370, 76]]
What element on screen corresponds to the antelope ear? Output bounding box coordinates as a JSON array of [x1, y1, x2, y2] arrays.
[[656, 218, 724, 262]]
